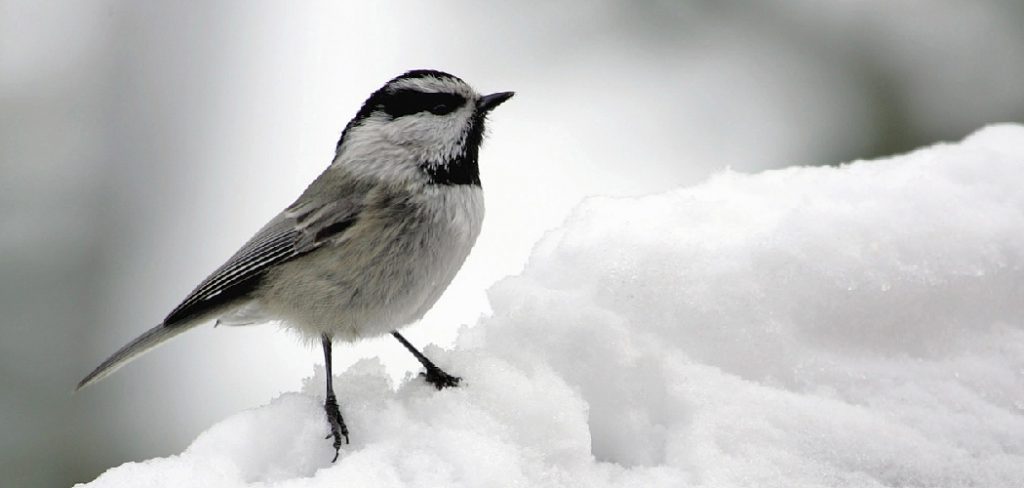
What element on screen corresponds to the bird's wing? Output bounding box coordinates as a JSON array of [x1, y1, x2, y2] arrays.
[[77, 182, 372, 390], [163, 195, 364, 325]]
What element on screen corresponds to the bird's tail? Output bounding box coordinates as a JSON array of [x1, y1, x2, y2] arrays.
[[76, 323, 197, 391]]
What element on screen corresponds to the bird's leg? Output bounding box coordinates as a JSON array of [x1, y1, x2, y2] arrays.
[[391, 331, 461, 389], [322, 334, 348, 462]]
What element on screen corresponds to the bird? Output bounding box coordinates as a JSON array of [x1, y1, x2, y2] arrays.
[[76, 69, 514, 461]]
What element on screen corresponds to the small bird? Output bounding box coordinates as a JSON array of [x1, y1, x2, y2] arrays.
[[77, 70, 513, 461]]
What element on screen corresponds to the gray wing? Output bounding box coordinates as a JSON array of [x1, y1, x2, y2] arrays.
[[163, 197, 363, 325]]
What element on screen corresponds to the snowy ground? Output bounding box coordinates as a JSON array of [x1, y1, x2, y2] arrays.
[[79, 125, 1024, 488]]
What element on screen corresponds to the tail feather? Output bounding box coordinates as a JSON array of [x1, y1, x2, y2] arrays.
[[76, 323, 196, 391]]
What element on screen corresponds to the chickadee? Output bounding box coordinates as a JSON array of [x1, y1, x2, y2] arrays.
[[77, 70, 514, 461]]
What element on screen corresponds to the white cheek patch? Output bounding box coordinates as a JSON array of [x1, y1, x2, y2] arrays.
[[379, 106, 475, 166], [335, 104, 475, 182]]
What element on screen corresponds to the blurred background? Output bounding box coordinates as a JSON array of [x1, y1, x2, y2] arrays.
[[2, 0, 1023, 485]]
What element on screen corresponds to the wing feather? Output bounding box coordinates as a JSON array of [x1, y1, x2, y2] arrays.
[[163, 198, 361, 325]]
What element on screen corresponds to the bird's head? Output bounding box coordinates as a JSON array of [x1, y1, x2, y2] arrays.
[[334, 70, 514, 186]]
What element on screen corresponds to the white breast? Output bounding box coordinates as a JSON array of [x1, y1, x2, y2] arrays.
[[404, 185, 485, 320], [259, 184, 484, 342]]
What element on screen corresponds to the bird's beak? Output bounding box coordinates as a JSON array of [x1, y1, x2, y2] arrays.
[[477, 91, 515, 112]]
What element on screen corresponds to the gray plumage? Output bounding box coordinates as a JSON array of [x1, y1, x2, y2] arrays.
[[78, 70, 512, 394]]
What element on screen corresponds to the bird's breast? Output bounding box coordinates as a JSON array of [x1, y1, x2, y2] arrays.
[[262, 185, 484, 340]]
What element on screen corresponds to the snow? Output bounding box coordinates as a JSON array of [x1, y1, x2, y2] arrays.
[[78, 124, 1024, 488]]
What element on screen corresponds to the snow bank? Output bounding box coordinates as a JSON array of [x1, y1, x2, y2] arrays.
[[79, 125, 1024, 488]]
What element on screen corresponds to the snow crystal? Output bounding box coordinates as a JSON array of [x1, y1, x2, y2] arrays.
[[78, 124, 1024, 487]]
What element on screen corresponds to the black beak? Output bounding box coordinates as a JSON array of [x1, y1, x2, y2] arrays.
[[477, 91, 515, 112]]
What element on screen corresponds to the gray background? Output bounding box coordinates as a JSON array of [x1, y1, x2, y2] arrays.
[[2, 1, 1023, 486]]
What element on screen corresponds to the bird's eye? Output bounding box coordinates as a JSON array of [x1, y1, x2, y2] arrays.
[[379, 90, 465, 118], [429, 103, 455, 115]]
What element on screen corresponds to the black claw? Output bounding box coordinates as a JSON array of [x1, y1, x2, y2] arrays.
[[324, 393, 349, 462], [392, 331, 462, 390], [421, 366, 461, 390]]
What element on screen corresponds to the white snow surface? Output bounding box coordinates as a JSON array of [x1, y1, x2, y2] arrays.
[[80, 125, 1024, 488]]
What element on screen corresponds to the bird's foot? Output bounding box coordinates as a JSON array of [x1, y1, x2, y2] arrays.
[[421, 366, 461, 390], [323, 393, 349, 462]]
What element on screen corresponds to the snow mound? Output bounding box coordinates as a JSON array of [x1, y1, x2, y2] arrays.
[[79, 125, 1024, 488]]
